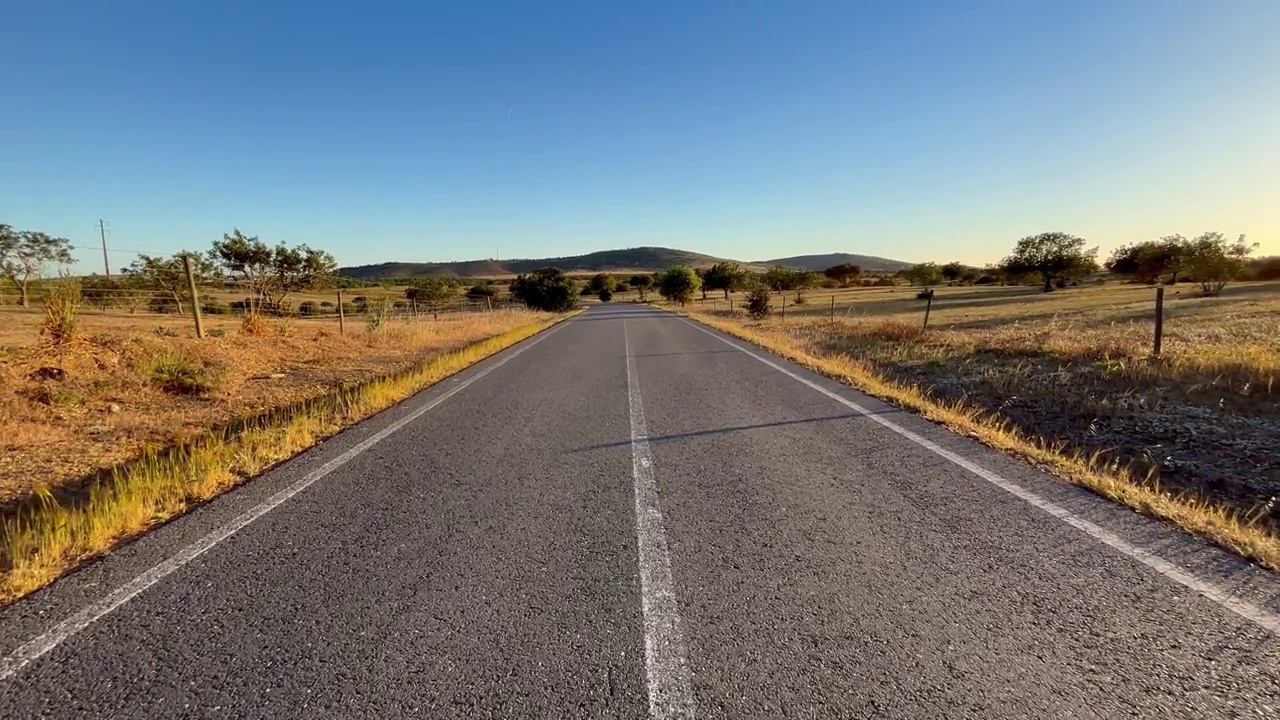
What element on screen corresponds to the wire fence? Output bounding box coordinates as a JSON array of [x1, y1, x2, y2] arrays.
[[0, 285, 524, 340]]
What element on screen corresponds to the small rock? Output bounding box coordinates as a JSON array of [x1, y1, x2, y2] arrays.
[[108, 403, 122, 414]]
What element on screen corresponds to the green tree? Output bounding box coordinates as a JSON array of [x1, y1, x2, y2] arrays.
[[510, 267, 578, 312], [657, 266, 701, 305], [703, 261, 747, 299], [125, 251, 218, 315], [823, 263, 862, 288], [1000, 232, 1098, 292], [209, 229, 336, 309], [629, 274, 654, 301], [598, 287, 614, 302], [902, 262, 943, 288], [940, 261, 966, 282], [763, 265, 796, 294], [0, 225, 75, 307], [588, 273, 617, 294], [405, 278, 453, 305], [791, 271, 819, 303], [1182, 232, 1256, 295]]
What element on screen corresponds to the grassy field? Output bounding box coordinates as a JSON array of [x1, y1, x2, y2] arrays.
[[0, 294, 563, 602], [685, 280, 1280, 567]]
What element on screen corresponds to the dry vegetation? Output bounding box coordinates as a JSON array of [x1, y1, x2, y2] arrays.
[[0, 292, 560, 602], [686, 280, 1280, 568]]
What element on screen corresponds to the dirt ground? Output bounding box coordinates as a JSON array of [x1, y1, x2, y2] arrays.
[[692, 280, 1280, 525]]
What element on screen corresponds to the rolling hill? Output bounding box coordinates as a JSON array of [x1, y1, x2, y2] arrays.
[[339, 246, 736, 280], [338, 246, 912, 280], [756, 253, 911, 273]]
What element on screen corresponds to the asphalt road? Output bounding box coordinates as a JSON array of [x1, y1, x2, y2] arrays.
[[1, 303, 1278, 718]]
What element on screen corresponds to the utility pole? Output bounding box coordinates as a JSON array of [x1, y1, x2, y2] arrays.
[[98, 219, 111, 277]]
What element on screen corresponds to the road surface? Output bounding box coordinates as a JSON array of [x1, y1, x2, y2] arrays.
[[1, 304, 1277, 718]]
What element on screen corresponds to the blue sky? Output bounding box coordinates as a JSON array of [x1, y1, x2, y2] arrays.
[[3, 1, 1276, 270]]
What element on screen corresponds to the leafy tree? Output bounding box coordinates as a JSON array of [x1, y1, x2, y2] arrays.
[[598, 287, 614, 302], [126, 251, 218, 315], [902, 262, 944, 288], [1181, 232, 1256, 295], [1105, 236, 1188, 284], [1000, 232, 1098, 292], [209, 229, 336, 309], [405, 278, 454, 305], [940, 261, 966, 282], [510, 267, 578, 312], [0, 225, 75, 307], [588, 273, 617, 295], [763, 265, 796, 293], [629, 274, 654, 301], [823, 263, 862, 288], [791, 271, 819, 303], [702, 261, 747, 299], [657, 266, 701, 305]]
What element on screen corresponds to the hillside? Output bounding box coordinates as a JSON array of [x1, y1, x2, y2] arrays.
[[757, 253, 911, 272], [339, 246, 731, 280]]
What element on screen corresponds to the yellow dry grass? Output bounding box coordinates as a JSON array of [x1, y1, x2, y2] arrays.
[[685, 280, 1280, 571], [0, 310, 568, 604]]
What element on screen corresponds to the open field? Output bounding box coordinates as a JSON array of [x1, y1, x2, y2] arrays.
[[685, 280, 1280, 550], [0, 304, 552, 506]]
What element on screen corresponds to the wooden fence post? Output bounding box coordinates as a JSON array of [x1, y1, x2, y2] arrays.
[[922, 290, 934, 329], [337, 290, 346, 335], [781, 295, 786, 322], [830, 295, 836, 323], [183, 255, 205, 339], [1153, 286, 1165, 357]]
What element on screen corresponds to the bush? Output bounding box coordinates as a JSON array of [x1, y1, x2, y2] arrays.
[[974, 275, 997, 285], [873, 277, 897, 287], [598, 288, 614, 302], [298, 300, 321, 316], [148, 352, 216, 395], [580, 286, 595, 296], [916, 288, 935, 300], [818, 278, 841, 289], [201, 299, 230, 315], [340, 302, 358, 316], [657, 266, 702, 305], [467, 284, 498, 299], [319, 300, 335, 309], [744, 287, 771, 319], [1245, 257, 1280, 281]]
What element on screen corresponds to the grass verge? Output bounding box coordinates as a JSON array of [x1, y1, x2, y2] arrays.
[[687, 312, 1280, 572], [0, 314, 569, 605]]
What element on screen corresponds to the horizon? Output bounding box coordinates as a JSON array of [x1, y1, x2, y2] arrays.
[[4, 2, 1276, 271]]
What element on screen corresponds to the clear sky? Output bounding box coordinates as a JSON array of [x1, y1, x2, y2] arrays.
[[3, 1, 1277, 270]]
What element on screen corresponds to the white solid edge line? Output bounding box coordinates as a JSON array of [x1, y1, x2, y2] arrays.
[[0, 321, 568, 682], [625, 321, 697, 720], [682, 319, 1280, 637]]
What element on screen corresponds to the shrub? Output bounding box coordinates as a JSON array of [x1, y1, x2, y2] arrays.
[[657, 266, 701, 305], [916, 288, 935, 300], [340, 302, 358, 316], [147, 352, 215, 395], [598, 288, 614, 302], [975, 275, 997, 285], [873, 277, 898, 287], [298, 300, 321, 316], [241, 312, 270, 336], [201, 299, 230, 315], [744, 286, 771, 319], [580, 286, 595, 296], [818, 278, 840, 289], [467, 284, 498, 299], [39, 281, 81, 350], [319, 300, 336, 309]]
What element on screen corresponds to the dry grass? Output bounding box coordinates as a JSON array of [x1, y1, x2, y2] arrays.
[[686, 280, 1280, 571], [0, 307, 565, 603]]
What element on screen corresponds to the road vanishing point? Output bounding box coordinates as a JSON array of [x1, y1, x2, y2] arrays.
[[1, 304, 1277, 718]]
